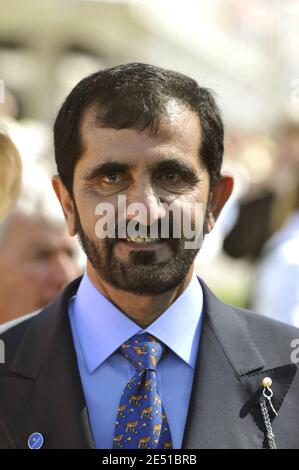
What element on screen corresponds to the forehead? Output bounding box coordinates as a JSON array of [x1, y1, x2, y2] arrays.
[[78, 102, 203, 170], [1, 213, 72, 250]]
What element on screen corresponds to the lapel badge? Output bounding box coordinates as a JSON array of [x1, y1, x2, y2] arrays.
[[28, 432, 44, 449], [262, 376, 278, 416]]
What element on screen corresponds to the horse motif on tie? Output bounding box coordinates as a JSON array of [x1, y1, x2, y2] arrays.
[[145, 379, 152, 391], [118, 404, 126, 418], [126, 376, 136, 390], [125, 420, 139, 433], [153, 423, 161, 435], [138, 436, 151, 448], [148, 335, 158, 343], [153, 395, 160, 407], [113, 334, 173, 449], [141, 406, 152, 419], [129, 394, 143, 406], [164, 441, 172, 449], [113, 434, 124, 447], [133, 346, 148, 355]]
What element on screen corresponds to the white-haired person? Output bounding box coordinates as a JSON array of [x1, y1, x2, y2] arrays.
[[0, 171, 82, 332]]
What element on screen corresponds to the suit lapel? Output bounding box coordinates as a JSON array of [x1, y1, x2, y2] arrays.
[[182, 279, 297, 449], [1, 278, 91, 449]]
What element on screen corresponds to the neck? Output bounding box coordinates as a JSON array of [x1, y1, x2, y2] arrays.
[[87, 264, 194, 328]]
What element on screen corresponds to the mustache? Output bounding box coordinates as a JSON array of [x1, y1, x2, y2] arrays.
[[106, 217, 193, 240], [104, 219, 193, 258]]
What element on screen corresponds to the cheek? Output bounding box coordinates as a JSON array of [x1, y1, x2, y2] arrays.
[[167, 191, 207, 231], [188, 182, 209, 202], [76, 196, 100, 235], [78, 194, 122, 242], [21, 263, 51, 284]]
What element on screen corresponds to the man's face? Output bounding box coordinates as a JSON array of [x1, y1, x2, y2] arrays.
[[54, 102, 232, 295], [72, 103, 209, 294], [0, 213, 79, 323]]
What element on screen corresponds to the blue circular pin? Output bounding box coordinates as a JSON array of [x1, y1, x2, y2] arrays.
[[28, 432, 44, 449]]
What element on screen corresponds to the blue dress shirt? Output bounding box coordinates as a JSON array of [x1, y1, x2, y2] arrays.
[[69, 271, 203, 449]]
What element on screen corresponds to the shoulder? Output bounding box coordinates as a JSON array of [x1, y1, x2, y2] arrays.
[[231, 304, 299, 363], [0, 306, 52, 371], [201, 275, 299, 341], [235, 304, 299, 336], [200, 276, 299, 365], [0, 311, 40, 335], [0, 277, 82, 371]]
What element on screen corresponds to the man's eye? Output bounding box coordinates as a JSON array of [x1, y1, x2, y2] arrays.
[[160, 172, 181, 183], [102, 174, 121, 184]]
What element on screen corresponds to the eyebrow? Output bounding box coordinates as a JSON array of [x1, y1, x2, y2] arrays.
[[149, 158, 200, 181], [82, 157, 200, 184], [83, 162, 132, 183]]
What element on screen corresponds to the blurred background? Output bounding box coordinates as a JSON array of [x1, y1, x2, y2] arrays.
[[1, 0, 299, 327]]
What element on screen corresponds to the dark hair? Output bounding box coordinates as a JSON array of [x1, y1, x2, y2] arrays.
[[54, 63, 224, 194]]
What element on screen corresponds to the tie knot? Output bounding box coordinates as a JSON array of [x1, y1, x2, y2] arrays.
[[120, 333, 164, 371]]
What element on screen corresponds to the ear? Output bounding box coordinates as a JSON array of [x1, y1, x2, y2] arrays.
[[52, 176, 77, 236], [206, 174, 234, 233]]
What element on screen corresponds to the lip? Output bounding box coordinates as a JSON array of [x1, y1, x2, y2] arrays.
[[115, 239, 166, 252]]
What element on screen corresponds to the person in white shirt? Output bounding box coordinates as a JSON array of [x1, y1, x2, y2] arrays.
[[253, 208, 299, 327]]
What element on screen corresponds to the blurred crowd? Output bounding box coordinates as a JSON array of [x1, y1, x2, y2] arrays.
[[196, 118, 299, 327]]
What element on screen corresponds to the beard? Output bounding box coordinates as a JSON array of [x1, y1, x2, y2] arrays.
[[73, 200, 210, 296]]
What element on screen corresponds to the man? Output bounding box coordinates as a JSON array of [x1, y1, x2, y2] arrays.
[[1, 64, 299, 449], [0, 179, 80, 330]]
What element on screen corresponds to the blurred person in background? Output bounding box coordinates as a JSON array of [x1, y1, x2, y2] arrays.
[[223, 134, 278, 263], [252, 122, 299, 326], [0, 175, 81, 330], [1, 97, 83, 332], [0, 131, 22, 220]]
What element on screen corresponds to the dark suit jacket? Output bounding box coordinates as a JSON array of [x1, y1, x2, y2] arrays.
[[1, 277, 299, 449]]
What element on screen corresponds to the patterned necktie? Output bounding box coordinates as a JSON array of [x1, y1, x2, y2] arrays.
[[113, 333, 173, 449]]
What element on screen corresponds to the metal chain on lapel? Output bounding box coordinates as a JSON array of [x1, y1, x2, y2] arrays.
[[260, 377, 277, 449], [260, 401, 277, 449]]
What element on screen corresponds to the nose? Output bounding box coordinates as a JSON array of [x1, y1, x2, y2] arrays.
[[126, 178, 166, 227]]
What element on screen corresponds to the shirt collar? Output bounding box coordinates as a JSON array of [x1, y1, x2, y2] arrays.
[[70, 271, 203, 374]]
